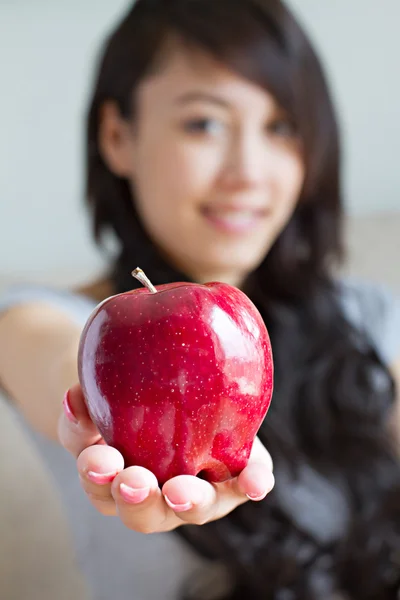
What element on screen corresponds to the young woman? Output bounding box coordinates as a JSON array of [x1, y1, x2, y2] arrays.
[[1, 0, 400, 598]]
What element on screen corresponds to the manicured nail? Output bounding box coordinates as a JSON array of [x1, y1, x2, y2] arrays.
[[164, 495, 193, 512], [86, 470, 118, 485], [246, 491, 268, 501], [246, 475, 274, 501], [63, 390, 78, 424], [119, 483, 150, 504]]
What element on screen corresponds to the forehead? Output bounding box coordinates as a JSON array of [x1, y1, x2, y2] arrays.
[[136, 40, 280, 113]]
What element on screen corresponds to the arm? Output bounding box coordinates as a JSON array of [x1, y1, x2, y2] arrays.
[[0, 303, 81, 441], [0, 299, 274, 533]]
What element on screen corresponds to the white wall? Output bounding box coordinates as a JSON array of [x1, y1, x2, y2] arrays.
[[287, 0, 400, 215], [0, 1, 128, 283], [0, 0, 399, 282]]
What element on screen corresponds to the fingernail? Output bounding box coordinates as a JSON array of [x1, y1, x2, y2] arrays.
[[63, 390, 78, 424], [246, 474, 274, 502], [86, 470, 118, 485], [164, 495, 193, 512], [119, 483, 150, 504], [246, 491, 268, 501]]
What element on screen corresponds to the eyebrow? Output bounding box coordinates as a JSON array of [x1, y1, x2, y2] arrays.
[[173, 92, 231, 109]]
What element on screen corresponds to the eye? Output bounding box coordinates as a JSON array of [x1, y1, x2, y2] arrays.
[[183, 118, 225, 136], [266, 117, 297, 139]]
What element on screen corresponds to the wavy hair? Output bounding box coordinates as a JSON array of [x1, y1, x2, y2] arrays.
[[85, 1, 400, 597]]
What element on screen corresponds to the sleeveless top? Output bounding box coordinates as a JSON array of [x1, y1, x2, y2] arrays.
[[0, 278, 399, 600]]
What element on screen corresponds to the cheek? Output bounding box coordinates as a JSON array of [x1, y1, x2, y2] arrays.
[[275, 153, 304, 212], [132, 142, 218, 236], [164, 142, 223, 196]]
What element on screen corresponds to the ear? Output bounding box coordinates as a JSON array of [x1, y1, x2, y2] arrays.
[[98, 101, 134, 178]]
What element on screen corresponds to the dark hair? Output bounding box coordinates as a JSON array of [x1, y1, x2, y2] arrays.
[[85, 1, 400, 598]]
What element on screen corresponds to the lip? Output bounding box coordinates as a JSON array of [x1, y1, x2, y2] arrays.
[[201, 205, 268, 235]]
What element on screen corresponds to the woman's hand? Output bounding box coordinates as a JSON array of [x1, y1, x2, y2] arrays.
[[58, 384, 274, 533]]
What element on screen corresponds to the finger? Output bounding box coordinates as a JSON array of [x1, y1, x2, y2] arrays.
[[166, 438, 274, 525], [250, 436, 274, 472], [162, 465, 274, 527], [234, 461, 275, 501], [161, 438, 275, 526], [200, 465, 274, 525], [162, 475, 219, 525], [77, 445, 124, 516], [58, 384, 103, 458], [230, 437, 275, 500], [111, 466, 183, 534], [161, 474, 243, 526]]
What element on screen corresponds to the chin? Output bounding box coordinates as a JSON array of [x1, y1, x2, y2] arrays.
[[219, 245, 269, 270], [197, 251, 268, 284]]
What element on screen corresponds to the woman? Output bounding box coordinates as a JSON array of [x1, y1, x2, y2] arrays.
[[1, 0, 400, 598]]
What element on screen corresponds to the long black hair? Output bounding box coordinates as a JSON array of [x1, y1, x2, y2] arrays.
[[85, 1, 400, 597]]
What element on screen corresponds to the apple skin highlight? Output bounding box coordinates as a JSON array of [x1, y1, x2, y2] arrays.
[[78, 271, 273, 486]]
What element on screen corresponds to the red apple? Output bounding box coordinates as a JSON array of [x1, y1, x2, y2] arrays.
[[78, 268, 273, 485]]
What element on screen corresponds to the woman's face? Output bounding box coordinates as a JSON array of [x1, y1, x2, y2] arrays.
[[101, 45, 305, 286]]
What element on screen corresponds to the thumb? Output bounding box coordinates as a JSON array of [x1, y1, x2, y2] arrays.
[[58, 383, 103, 458]]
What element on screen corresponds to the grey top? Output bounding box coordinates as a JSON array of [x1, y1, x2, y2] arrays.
[[0, 278, 399, 600]]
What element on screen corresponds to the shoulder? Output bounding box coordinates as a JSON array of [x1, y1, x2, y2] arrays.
[[336, 277, 400, 366], [74, 277, 114, 303], [0, 276, 113, 327]]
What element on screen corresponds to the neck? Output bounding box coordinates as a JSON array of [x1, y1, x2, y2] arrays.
[[154, 245, 247, 289], [187, 268, 246, 289]]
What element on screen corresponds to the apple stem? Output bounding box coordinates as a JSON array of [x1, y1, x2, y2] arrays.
[[131, 267, 158, 294]]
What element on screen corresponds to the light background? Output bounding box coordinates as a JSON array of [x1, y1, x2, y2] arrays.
[[0, 0, 399, 284]]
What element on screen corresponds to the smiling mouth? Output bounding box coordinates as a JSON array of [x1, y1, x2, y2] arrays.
[[200, 206, 268, 234]]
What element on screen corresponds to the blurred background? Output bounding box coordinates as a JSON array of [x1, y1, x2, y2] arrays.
[[0, 2, 399, 599], [0, 0, 399, 292]]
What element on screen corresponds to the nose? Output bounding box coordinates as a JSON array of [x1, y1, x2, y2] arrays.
[[218, 130, 268, 190]]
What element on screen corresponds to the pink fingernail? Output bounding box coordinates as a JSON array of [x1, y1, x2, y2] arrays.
[[119, 483, 150, 504], [246, 472, 275, 501], [246, 491, 268, 501], [164, 495, 193, 512], [63, 390, 78, 424], [86, 470, 118, 485], [246, 478, 274, 501]]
